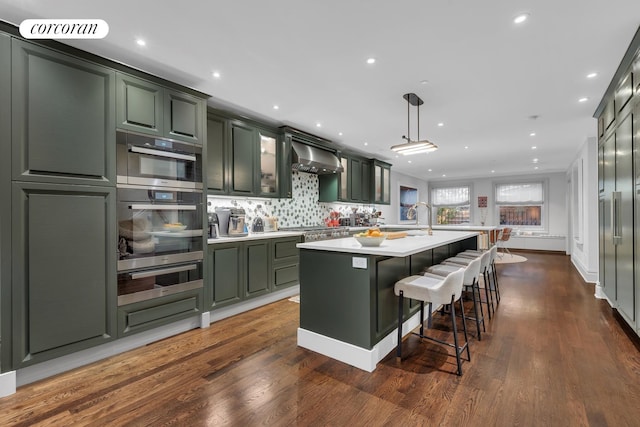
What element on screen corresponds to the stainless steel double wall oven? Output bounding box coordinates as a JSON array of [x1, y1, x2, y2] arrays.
[[116, 131, 204, 306]]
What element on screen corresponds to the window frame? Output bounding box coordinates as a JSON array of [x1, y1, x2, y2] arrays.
[[494, 180, 547, 231], [430, 184, 472, 225]]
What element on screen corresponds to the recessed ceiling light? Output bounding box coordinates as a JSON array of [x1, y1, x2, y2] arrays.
[[272, 104, 279, 110], [534, 166, 539, 170], [578, 97, 589, 103], [316, 123, 322, 128], [587, 72, 598, 79], [514, 13, 529, 24], [338, 132, 343, 136], [366, 58, 376, 64], [420, 80, 429, 85], [532, 158, 539, 163], [442, 174, 446, 177], [408, 160, 412, 164], [491, 170, 495, 173], [395, 155, 399, 158], [136, 38, 146, 46], [364, 142, 368, 146], [530, 132, 536, 137], [212, 71, 221, 79], [428, 169, 432, 172], [531, 146, 537, 150], [464, 146, 469, 149], [437, 122, 444, 127]]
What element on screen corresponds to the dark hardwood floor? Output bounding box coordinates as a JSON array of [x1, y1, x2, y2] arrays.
[[1, 251, 639, 426]]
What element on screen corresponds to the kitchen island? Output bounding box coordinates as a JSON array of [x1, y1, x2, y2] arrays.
[[296, 230, 478, 371]]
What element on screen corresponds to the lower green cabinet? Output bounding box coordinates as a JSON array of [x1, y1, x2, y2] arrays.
[[11, 182, 116, 368], [117, 288, 203, 337], [208, 236, 301, 310]]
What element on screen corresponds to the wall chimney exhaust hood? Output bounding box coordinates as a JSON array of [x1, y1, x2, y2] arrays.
[[291, 140, 343, 174]]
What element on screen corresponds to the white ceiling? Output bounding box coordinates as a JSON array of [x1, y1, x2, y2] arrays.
[[2, 1, 640, 181]]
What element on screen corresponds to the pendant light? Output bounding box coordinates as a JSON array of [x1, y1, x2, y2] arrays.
[[391, 93, 438, 155]]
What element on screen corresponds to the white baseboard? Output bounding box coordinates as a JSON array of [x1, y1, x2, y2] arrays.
[[0, 371, 16, 397], [570, 256, 598, 283], [297, 310, 423, 372], [594, 281, 609, 301], [209, 285, 299, 323]]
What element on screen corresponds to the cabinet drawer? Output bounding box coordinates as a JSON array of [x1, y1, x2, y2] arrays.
[[274, 264, 299, 290], [118, 290, 202, 336], [615, 72, 633, 112], [273, 238, 300, 260]]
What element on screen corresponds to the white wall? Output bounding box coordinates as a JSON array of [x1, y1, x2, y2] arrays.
[[376, 170, 430, 225], [426, 172, 568, 236], [568, 137, 599, 283]]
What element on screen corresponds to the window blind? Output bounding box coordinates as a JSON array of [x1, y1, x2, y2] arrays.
[[431, 186, 470, 206], [495, 182, 544, 204]]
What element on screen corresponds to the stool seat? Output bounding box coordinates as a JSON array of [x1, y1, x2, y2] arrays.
[[394, 274, 454, 306]]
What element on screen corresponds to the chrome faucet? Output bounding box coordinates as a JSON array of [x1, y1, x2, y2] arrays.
[[410, 202, 433, 235]]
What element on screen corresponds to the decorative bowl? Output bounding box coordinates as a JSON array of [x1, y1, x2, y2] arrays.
[[354, 235, 386, 247]]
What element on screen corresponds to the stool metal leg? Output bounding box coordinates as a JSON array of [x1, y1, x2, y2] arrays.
[[397, 290, 404, 361], [420, 301, 425, 336], [449, 295, 463, 376], [492, 261, 501, 303], [469, 279, 482, 340], [459, 297, 471, 362], [483, 268, 493, 319]]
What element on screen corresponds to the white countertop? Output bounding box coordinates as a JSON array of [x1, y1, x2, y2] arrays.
[[350, 224, 500, 232], [297, 230, 479, 257], [208, 231, 304, 244]]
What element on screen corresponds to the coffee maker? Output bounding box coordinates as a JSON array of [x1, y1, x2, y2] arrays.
[[208, 212, 220, 238], [228, 208, 248, 236], [214, 207, 231, 236]]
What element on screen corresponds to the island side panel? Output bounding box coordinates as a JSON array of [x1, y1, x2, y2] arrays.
[[299, 249, 375, 349], [373, 256, 413, 345]]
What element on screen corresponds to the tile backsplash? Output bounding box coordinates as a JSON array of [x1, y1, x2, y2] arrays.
[[207, 171, 377, 227]]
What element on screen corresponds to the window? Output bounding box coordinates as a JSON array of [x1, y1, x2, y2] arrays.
[[431, 186, 470, 224], [495, 182, 544, 227]]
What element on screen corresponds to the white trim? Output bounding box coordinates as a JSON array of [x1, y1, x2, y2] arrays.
[[297, 310, 423, 372], [570, 255, 598, 283], [0, 371, 16, 398], [209, 286, 299, 323], [594, 281, 608, 300]]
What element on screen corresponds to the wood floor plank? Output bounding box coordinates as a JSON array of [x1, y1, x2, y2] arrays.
[[1, 252, 640, 426]]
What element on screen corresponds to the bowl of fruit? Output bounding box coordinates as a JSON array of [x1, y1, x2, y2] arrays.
[[163, 222, 187, 232], [354, 228, 386, 247]]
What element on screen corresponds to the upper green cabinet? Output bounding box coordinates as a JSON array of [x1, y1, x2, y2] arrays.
[[206, 111, 287, 197], [372, 160, 392, 205], [117, 73, 206, 145], [320, 153, 389, 204], [11, 39, 116, 186]]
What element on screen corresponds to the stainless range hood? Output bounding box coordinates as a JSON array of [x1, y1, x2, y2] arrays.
[[291, 140, 343, 174]]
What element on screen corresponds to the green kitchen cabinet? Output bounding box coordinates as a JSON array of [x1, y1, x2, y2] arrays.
[[209, 242, 243, 310], [117, 73, 206, 144], [320, 153, 381, 204], [206, 110, 286, 198], [271, 237, 301, 291], [372, 160, 392, 205], [116, 73, 163, 137], [229, 121, 257, 195], [10, 182, 116, 369], [11, 39, 116, 186], [206, 114, 228, 194], [245, 240, 271, 298], [0, 32, 11, 372], [349, 157, 363, 201], [117, 288, 203, 337]]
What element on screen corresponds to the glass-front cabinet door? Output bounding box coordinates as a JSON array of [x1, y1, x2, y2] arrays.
[[258, 130, 278, 197], [373, 160, 391, 204], [339, 157, 348, 201]]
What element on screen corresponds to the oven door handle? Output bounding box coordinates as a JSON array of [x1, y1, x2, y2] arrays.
[[130, 145, 196, 162], [130, 264, 198, 280], [129, 204, 197, 210]]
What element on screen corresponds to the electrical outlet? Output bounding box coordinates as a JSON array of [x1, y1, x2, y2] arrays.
[[352, 257, 367, 269]]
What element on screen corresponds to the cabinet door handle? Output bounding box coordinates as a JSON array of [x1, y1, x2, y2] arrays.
[[130, 145, 196, 162], [129, 204, 196, 211], [130, 264, 198, 280], [612, 191, 622, 243]]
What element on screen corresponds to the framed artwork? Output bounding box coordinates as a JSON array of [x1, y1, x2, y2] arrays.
[[399, 185, 418, 221]]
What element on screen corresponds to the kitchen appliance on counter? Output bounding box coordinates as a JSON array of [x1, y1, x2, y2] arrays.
[[263, 216, 278, 232], [252, 216, 264, 233], [228, 208, 248, 237], [214, 207, 231, 236], [116, 130, 204, 306], [208, 212, 220, 238], [279, 226, 350, 242]]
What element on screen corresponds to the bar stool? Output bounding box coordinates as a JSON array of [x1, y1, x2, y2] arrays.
[[459, 245, 500, 305], [394, 268, 470, 376], [424, 257, 485, 340], [442, 250, 495, 319]]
